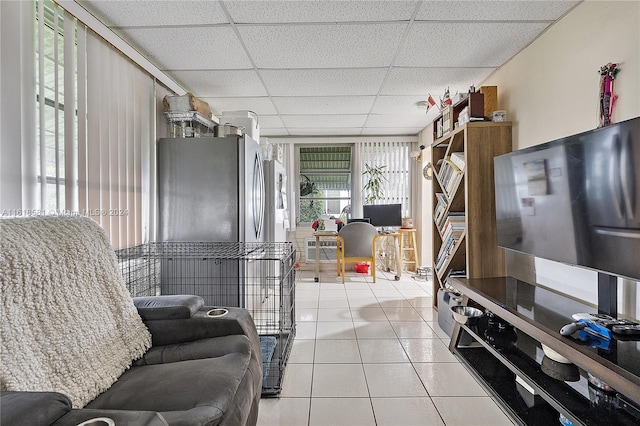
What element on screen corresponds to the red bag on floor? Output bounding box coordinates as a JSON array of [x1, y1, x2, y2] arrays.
[[355, 263, 369, 273]]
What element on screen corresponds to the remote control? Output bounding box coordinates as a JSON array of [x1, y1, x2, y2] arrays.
[[572, 313, 640, 329], [611, 324, 640, 336]]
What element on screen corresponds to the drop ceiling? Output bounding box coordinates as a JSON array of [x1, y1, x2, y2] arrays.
[[76, 0, 580, 138]]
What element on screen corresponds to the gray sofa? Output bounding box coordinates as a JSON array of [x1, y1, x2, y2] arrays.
[[0, 217, 262, 426]]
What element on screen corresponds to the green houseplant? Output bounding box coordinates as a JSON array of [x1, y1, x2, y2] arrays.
[[362, 163, 387, 204]]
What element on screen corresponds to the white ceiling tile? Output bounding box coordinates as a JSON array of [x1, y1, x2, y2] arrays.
[[224, 0, 419, 23], [238, 23, 407, 68], [288, 128, 364, 136], [272, 96, 376, 115], [365, 114, 431, 129], [262, 128, 291, 137], [119, 26, 252, 70], [415, 0, 579, 21], [202, 97, 278, 116], [396, 22, 550, 67], [170, 70, 267, 97], [79, 0, 229, 27], [381, 67, 494, 96], [261, 69, 388, 96], [371, 95, 437, 115], [361, 127, 423, 136], [282, 115, 368, 128], [257, 115, 286, 129]]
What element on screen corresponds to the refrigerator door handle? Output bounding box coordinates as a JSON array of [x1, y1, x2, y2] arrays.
[[609, 134, 624, 219], [595, 227, 640, 239], [620, 133, 635, 220], [253, 153, 265, 239]]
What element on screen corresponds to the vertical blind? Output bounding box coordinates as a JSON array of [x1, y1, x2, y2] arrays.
[[1, 0, 168, 249], [360, 141, 413, 216]]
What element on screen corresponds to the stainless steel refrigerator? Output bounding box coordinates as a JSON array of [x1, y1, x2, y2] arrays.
[[264, 159, 289, 243], [156, 135, 266, 307], [157, 135, 265, 243]]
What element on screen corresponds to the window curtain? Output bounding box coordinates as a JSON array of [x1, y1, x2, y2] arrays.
[[1, 0, 170, 249]]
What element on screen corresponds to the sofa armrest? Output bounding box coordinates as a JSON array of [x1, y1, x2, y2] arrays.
[[1, 391, 71, 426], [133, 295, 204, 320], [52, 409, 168, 426], [142, 307, 260, 348]]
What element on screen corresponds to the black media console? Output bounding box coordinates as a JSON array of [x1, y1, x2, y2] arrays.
[[447, 276, 640, 426]]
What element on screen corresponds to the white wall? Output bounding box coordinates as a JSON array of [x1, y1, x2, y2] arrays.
[[481, 0, 640, 312]]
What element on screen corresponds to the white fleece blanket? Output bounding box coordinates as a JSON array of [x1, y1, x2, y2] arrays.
[[0, 216, 151, 408]]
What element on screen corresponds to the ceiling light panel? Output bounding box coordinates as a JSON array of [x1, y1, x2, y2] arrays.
[[272, 96, 376, 115], [120, 27, 252, 70], [397, 22, 550, 67], [416, 0, 579, 21], [170, 70, 267, 97], [260, 68, 388, 97], [238, 23, 407, 68], [78, 0, 229, 27], [223, 0, 419, 24]]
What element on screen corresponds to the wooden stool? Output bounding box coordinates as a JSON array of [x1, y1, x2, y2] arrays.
[[398, 228, 419, 272]]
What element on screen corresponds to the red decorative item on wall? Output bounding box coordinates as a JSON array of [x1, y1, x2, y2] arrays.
[[598, 63, 620, 127]]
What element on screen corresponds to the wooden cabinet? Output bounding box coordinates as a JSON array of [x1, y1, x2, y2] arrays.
[[431, 121, 512, 308], [433, 92, 485, 139]]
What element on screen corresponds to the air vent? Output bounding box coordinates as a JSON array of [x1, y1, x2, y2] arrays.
[[305, 238, 337, 263]]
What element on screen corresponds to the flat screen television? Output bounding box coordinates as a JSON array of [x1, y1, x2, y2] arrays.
[[362, 204, 402, 228], [494, 116, 640, 282]]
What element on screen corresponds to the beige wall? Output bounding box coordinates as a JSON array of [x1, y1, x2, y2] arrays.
[[483, 0, 639, 151], [478, 0, 640, 310], [420, 1, 639, 306]]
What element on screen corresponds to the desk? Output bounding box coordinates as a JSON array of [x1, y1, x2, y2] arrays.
[[313, 231, 338, 283], [313, 231, 401, 282]]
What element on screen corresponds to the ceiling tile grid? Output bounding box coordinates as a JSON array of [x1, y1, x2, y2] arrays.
[[171, 70, 267, 97], [223, 0, 420, 24], [237, 23, 409, 69], [80, 0, 230, 27], [118, 26, 253, 70], [77, 0, 582, 137]]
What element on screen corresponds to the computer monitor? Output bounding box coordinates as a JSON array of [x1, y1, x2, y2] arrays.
[[347, 218, 371, 224], [362, 204, 402, 228]]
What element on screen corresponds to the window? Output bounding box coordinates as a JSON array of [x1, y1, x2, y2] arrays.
[[360, 141, 412, 215], [36, 0, 75, 212], [298, 146, 352, 224]]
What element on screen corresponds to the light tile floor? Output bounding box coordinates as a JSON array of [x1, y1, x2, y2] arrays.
[[257, 268, 515, 426]]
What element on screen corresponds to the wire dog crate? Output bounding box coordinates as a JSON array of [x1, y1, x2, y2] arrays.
[[116, 242, 296, 397]]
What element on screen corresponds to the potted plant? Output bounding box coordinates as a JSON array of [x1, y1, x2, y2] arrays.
[[362, 163, 387, 204]]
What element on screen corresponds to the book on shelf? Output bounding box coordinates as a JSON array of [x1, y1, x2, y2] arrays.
[[437, 157, 464, 197], [434, 193, 448, 227], [449, 152, 466, 172], [438, 213, 465, 237]]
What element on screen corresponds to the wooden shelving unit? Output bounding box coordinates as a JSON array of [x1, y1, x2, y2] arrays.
[[431, 121, 512, 308]]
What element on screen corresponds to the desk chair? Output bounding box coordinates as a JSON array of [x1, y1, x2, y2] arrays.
[[336, 222, 379, 283]]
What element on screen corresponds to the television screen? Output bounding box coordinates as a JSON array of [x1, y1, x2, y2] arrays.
[[362, 204, 402, 228], [494, 116, 640, 281]]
